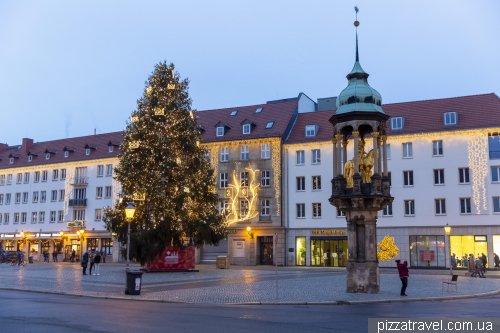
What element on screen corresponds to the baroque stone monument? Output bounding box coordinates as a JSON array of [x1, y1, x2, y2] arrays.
[[328, 7, 393, 294]]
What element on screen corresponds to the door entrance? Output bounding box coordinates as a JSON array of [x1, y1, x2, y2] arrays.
[[259, 236, 274, 265], [311, 238, 348, 267], [65, 244, 80, 261]]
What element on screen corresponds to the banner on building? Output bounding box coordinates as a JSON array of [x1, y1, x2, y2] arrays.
[[145, 246, 195, 271]]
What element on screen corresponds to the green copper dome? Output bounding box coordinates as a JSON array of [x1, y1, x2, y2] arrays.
[[335, 32, 385, 115]]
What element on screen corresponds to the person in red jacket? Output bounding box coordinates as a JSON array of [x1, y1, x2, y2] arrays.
[[395, 259, 409, 296]]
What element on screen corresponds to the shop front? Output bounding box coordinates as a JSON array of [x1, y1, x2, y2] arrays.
[[290, 229, 348, 267], [409, 235, 446, 267], [450, 235, 488, 268]]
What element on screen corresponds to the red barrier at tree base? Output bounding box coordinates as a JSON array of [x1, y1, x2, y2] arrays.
[[145, 246, 196, 271]]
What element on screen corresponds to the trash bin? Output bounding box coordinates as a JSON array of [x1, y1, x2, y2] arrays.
[[28, 257, 33, 264], [125, 271, 144, 295]]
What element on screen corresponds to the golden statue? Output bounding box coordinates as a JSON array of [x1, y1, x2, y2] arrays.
[[344, 141, 374, 187], [377, 235, 399, 261]]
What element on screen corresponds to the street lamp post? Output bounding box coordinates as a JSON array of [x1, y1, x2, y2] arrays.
[[124, 203, 136, 270], [444, 223, 452, 275]]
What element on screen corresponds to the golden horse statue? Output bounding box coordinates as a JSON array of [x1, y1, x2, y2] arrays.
[[344, 149, 374, 187]]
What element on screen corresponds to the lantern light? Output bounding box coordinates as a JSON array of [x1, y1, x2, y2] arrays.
[[444, 223, 451, 236], [125, 203, 136, 220]]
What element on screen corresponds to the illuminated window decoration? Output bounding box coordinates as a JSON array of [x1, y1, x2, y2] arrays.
[[468, 131, 488, 214], [132, 192, 145, 201], [154, 108, 165, 116], [225, 167, 260, 225], [129, 141, 140, 149], [167, 83, 176, 90], [131, 116, 139, 122], [377, 235, 399, 261], [225, 188, 232, 198]]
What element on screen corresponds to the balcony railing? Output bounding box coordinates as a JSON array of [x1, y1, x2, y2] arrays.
[[69, 199, 87, 207], [70, 177, 88, 186]]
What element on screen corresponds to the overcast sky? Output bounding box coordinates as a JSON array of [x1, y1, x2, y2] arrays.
[[0, 1, 498, 145]]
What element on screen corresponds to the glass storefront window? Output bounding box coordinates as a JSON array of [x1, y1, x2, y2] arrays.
[[30, 243, 39, 257], [41, 240, 50, 254], [450, 235, 488, 268], [102, 238, 113, 255], [5, 240, 14, 251], [54, 240, 63, 254], [87, 238, 98, 251], [310, 238, 347, 267], [296, 237, 306, 266], [409, 235, 445, 267], [493, 236, 500, 268]]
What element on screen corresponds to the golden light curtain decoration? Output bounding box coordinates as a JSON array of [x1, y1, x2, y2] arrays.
[[468, 131, 489, 214], [225, 167, 260, 225], [271, 139, 281, 216], [377, 235, 399, 261]]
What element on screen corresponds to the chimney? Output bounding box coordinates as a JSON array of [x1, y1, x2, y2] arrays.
[[94, 129, 96, 135], [0, 143, 8, 152], [21, 138, 34, 155]]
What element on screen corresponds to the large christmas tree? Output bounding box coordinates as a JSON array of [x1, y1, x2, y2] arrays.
[[104, 62, 226, 265]]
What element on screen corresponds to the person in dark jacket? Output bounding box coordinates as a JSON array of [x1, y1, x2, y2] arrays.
[[52, 250, 58, 263], [93, 249, 101, 275], [481, 253, 487, 273], [71, 249, 76, 263], [494, 253, 500, 268], [81, 250, 89, 275], [17, 250, 22, 266], [395, 260, 409, 296]]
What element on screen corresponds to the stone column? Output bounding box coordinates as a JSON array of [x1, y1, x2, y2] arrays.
[[335, 134, 343, 177], [332, 138, 338, 177], [352, 131, 359, 174], [377, 138, 382, 177], [342, 140, 348, 176], [382, 135, 388, 177], [371, 132, 379, 175]]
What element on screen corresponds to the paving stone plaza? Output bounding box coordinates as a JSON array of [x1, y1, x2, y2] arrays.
[[1, 263, 499, 304]]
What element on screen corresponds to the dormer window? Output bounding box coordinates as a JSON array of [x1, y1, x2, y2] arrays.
[[86, 149, 90, 155], [64, 151, 68, 158], [109, 146, 113, 153], [216, 126, 224, 137], [230, 110, 238, 116], [10, 158, 13, 164], [255, 107, 263, 114], [391, 117, 404, 130], [242, 124, 251, 134], [305, 125, 317, 137], [444, 111, 457, 126], [266, 121, 274, 129], [28, 155, 32, 162], [46, 153, 50, 160]]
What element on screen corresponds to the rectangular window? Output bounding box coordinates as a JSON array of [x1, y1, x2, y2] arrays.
[[460, 198, 472, 214], [312, 176, 321, 190], [32, 212, 37, 223], [0, 194, 3, 204], [0, 175, 4, 185], [296, 177, 305, 191], [492, 166, 500, 183], [46, 153, 50, 159], [296, 151, 305, 165], [489, 134, 500, 159], [105, 186, 112, 198], [50, 211, 56, 223], [216, 127, 224, 137], [42, 171, 48, 181], [391, 117, 403, 130], [61, 169, 66, 180], [312, 203, 321, 218], [296, 203, 305, 218], [95, 209, 102, 221], [219, 200, 230, 215], [102, 238, 113, 255], [59, 189, 65, 201], [381, 144, 391, 160], [220, 147, 229, 162], [434, 169, 445, 185], [261, 199, 270, 216], [312, 149, 321, 164], [444, 111, 457, 125], [493, 197, 500, 214], [15, 193, 21, 204], [17, 173, 22, 184], [403, 171, 414, 186], [459, 168, 470, 184], [58, 211, 64, 222], [96, 187, 103, 199], [404, 200, 415, 216], [204, 150, 210, 160], [39, 212, 45, 223], [240, 172, 249, 187], [14, 213, 20, 224], [41, 191, 46, 203], [240, 146, 249, 160], [33, 191, 39, 203], [109, 146, 113, 153], [34, 172, 40, 182], [4, 213, 9, 224], [21, 212, 27, 223], [64, 151, 68, 158], [403, 143, 412, 158], [106, 165, 113, 176], [97, 165, 104, 177], [261, 144, 270, 159], [382, 203, 393, 216], [337, 209, 346, 217], [242, 124, 251, 134], [219, 173, 228, 188], [240, 200, 249, 217], [0, 214, 2, 223], [22, 192, 28, 204], [7, 174, 13, 184], [435, 199, 446, 215], [86, 149, 90, 155], [6, 193, 11, 204], [24, 172, 30, 183], [305, 125, 316, 137], [261, 171, 270, 187], [53, 169, 59, 180], [433, 140, 443, 156]]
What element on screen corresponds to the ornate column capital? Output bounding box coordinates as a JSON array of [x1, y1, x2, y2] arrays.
[[377, 139, 382, 145], [332, 138, 338, 144], [335, 134, 343, 140], [352, 131, 359, 138], [342, 140, 348, 147], [370, 132, 379, 138], [381, 135, 388, 141]]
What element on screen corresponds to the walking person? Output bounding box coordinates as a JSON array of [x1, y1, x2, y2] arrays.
[[472, 256, 484, 278], [463, 255, 468, 270], [451, 253, 457, 268], [81, 250, 89, 275], [395, 259, 409, 296], [52, 249, 58, 263], [469, 254, 475, 275], [494, 253, 500, 268], [481, 253, 487, 273], [93, 249, 101, 275], [89, 249, 95, 275], [17, 249, 22, 266], [102, 250, 106, 264], [71, 249, 76, 263]]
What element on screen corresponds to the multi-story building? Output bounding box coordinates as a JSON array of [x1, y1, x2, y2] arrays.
[[284, 93, 500, 268], [0, 133, 122, 262]]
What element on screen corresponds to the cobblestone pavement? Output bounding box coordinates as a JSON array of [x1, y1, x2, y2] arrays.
[[1, 263, 499, 304]]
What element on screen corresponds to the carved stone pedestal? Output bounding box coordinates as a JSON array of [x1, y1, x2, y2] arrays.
[[346, 261, 380, 294]]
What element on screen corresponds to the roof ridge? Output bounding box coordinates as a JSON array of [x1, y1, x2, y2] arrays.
[[196, 99, 298, 113], [383, 93, 497, 106], [27, 131, 124, 146]]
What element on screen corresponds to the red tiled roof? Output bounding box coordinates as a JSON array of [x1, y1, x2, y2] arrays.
[[285, 93, 500, 144], [0, 132, 124, 170], [196, 100, 299, 143]]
